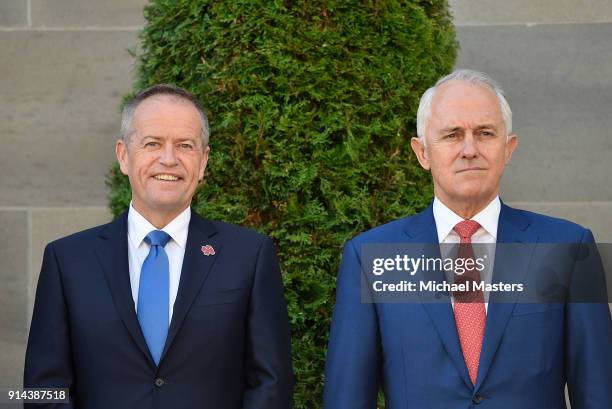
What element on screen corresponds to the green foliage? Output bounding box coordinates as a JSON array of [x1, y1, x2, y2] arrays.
[[108, 1, 456, 406]]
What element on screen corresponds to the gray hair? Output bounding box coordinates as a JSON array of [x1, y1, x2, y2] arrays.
[[120, 84, 210, 147], [416, 69, 512, 142]]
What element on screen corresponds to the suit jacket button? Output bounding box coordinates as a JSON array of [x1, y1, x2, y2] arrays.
[[154, 378, 165, 387], [472, 394, 484, 404]]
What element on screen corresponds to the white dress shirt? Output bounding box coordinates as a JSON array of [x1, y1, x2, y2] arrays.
[[432, 196, 501, 312], [127, 202, 190, 323]]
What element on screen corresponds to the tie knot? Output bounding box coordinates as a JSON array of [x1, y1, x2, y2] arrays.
[[144, 230, 171, 247], [453, 220, 481, 240]]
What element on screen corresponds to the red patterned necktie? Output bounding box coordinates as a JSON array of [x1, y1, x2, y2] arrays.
[[452, 220, 485, 385]]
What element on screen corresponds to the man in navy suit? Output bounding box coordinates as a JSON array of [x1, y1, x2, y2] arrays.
[[24, 85, 294, 408], [324, 69, 611, 408]]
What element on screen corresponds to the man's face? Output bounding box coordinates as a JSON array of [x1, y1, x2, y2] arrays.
[[116, 95, 209, 221], [411, 81, 518, 210]]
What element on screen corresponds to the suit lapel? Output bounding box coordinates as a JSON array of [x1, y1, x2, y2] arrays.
[[475, 203, 537, 389], [405, 205, 474, 390], [95, 212, 155, 367], [161, 209, 223, 362]]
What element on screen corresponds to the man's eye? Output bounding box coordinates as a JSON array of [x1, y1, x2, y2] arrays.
[[144, 141, 159, 147], [445, 133, 456, 139], [179, 143, 194, 149], [481, 131, 494, 136]]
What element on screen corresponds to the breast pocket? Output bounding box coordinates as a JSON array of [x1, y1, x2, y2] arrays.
[[512, 303, 564, 316], [192, 288, 247, 307]]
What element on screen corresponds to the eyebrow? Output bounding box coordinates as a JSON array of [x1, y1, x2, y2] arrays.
[[139, 135, 198, 143], [440, 127, 463, 133], [439, 124, 498, 133], [133, 135, 158, 145], [474, 124, 498, 130]]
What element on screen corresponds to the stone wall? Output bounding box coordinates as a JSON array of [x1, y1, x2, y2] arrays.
[[0, 0, 146, 399]]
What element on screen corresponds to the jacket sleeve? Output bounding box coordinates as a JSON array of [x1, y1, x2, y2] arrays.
[[24, 242, 75, 409], [242, 237, 294, 409], [323, 240, 381, 409], [566, 229, 612, 409]]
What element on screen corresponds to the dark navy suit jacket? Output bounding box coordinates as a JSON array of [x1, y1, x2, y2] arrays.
[[25, 209, 293, 409], [324, 203, 611, 409]]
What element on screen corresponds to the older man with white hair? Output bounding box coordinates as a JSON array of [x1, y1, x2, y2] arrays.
[[324, 69, 611, 409]]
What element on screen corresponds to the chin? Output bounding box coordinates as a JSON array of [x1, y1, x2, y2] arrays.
[[452, 188, 488, 202], [146, 195, 186, 211], [453, 181, 482, 193]]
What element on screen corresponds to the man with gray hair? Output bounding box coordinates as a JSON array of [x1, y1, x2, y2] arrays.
[[24, 84, 294, 409], [324, 69, 611, 408]]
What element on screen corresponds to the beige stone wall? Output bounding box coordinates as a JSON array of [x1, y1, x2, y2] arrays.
[[0, 0, 146, 392]]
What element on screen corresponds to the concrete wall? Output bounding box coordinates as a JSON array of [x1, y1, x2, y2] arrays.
[[0, 0, 610, 399]]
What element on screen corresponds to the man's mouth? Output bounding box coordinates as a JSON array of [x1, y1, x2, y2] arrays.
[[153, 174, 180, 181], [457, 167, 486, 173]]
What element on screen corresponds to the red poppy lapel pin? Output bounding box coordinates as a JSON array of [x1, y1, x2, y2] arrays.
[[201, 244, 216, 256]]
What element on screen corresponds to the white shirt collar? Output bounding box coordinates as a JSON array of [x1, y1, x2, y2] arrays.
[[433, 196, 500, 242], [127, 202, 191, 249]]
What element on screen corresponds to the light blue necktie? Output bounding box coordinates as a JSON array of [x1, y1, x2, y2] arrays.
[[137, 230, 171, 366]]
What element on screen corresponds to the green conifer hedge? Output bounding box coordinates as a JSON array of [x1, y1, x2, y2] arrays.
[[107, 1, 457, 406]]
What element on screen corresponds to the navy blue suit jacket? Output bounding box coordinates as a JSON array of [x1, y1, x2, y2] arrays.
[[324, 203, 611, 409], [25, 209, 293, 409]]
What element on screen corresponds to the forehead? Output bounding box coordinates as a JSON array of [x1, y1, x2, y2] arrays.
[[131, 95, 202, 137], [429, 80, 503, 128]]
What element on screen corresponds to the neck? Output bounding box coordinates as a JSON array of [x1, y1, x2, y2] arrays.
[[132, 202, 188, 229], [435, 193, 497, 220]]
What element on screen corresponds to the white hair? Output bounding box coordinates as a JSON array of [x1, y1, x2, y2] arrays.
[[416, 69, 512, 143]]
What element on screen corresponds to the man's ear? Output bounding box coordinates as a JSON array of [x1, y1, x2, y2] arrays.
[[199, 145, 210, 181], [116, 139, 129, 175], [410, 137, 430, 170], [505, 134, 518, 165]]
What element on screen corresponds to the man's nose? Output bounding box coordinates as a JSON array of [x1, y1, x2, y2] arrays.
[[460, 133, 478, 159], [159, 144, 178, 166]]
